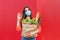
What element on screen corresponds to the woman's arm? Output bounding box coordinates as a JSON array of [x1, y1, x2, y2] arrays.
[[32, 26, 41, 34], [16, 13, 22, 31]]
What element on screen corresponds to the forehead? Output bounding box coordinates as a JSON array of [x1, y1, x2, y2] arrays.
[[25, 8, 29, 10]]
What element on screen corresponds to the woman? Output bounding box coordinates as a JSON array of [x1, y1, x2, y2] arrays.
[[16, 6, 41, 40]]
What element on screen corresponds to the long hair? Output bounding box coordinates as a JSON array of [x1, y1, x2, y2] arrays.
[[22, 6, 32, 19]]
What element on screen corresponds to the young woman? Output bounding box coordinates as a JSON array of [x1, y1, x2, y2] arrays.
[[16, 6, 41, 40]]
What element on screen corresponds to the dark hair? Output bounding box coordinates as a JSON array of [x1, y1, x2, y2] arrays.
[[22, 6, 32, 19]]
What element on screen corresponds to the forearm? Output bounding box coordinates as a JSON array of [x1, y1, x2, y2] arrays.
[[32, 26, 41, 34], [17, 19, 20, 26], [32, 29, 39, 34]]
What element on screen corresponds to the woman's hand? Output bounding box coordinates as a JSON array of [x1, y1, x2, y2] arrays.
[[16, 25, 21, 31]]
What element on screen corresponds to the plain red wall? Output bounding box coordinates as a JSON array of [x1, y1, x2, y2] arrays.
[[40, 0, 60, 40], [0, 0, 38, 40], [0, 0, 60, 40]]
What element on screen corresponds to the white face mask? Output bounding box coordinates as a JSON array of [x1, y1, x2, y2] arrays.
[[25, 10, 31, 16]]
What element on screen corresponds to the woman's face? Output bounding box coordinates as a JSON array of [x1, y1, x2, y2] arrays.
[[25, 8, 31, 16]]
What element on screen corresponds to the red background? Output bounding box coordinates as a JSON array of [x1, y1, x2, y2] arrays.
[[0, 0, 60, 40]]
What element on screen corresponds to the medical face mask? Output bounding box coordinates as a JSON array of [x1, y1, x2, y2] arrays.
[[25, 11, 31, 16]]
